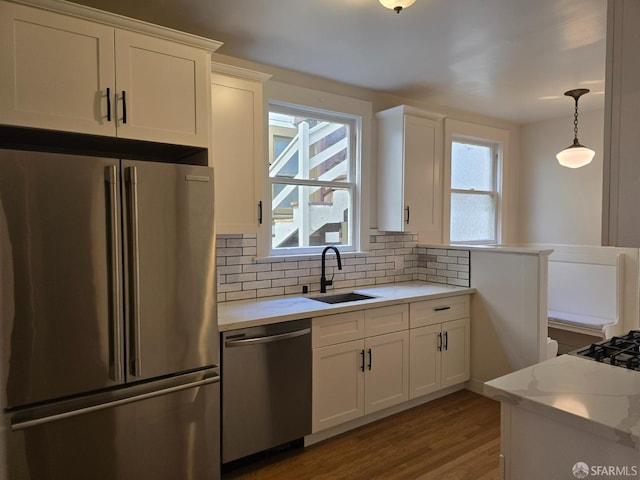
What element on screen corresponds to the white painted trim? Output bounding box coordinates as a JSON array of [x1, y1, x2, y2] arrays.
[[260, 81, 373, 257], [304, 384, 464, 447], [211, 62, 272, 83], [444, 119, 511, 244], [375, 104, 446, 122], [8, 0, 223, 51], [465, 377, 487, 396]]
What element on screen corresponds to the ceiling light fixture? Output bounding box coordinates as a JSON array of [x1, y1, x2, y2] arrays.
[[556, 88, 595, 169], [379, 0, 415, 14]]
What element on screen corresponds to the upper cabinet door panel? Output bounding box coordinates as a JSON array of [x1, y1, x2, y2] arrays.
[[376, 105, 444, 235], [403, 114, 442, 233], [211, 72, 265, 233], [114, 30, 210, 147], [0, 2, 116, 136]]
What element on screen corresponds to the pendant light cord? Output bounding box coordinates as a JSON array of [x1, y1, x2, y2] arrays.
[[573, 97, 580, 146]]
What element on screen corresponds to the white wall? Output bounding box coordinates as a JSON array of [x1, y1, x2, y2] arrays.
[[518, 108, 604, 245]]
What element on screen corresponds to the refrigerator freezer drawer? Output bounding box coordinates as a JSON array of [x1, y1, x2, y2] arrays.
[[4, 372, 220, 480]]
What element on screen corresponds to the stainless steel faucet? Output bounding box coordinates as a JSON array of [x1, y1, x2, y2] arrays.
[[320, 246, 342, 293]]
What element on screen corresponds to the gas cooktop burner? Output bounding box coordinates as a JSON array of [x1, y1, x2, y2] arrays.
[[571, 330, 640, 371]]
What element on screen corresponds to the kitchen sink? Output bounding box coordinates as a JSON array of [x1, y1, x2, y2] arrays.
[[310, 292, 377, 304]]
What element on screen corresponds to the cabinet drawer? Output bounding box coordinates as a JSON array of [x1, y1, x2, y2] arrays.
[[364, 304, 409, 337], [312, 311, 365, 348], [410, 295, 469, 328]]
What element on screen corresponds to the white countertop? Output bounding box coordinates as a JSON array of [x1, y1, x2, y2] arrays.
[[217, 281, 474, 331], [418, 243, 554, 255], [484, 354, 640, 447]]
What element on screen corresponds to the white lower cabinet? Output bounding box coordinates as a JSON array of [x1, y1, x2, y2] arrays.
[[363, 330, 409, 414], [311, 305, 409, 433], [409, 318, 470, 399], [409, 295, 470, 399], [311, 295, 470, 434]]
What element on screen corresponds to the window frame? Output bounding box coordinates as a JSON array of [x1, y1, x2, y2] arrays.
[[443, 119, 509, 246], [449, 138, 500, 244], [265, 101, 361, 257]]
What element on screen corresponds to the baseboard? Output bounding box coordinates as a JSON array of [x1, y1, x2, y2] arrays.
[[465, 377, 487, 396], [304, 384, 464, 447]]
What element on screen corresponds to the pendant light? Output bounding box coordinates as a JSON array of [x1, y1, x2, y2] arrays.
[[556, 88, 595, 169], [379, 0, 416, 14]]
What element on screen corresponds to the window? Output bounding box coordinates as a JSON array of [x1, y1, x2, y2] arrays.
[[449, 139, 500, 243], [267, 105, 358, 255]]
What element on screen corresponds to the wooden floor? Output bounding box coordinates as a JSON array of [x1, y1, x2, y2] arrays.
[[223, 389, 501, 480]]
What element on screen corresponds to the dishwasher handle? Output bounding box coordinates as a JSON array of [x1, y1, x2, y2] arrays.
[[224, 328, 311, 347]]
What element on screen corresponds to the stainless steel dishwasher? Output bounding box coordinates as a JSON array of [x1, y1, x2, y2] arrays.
[[221, 319, 311, 464]]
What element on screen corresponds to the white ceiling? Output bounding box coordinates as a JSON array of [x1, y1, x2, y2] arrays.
[[71, 0, 607, 124]]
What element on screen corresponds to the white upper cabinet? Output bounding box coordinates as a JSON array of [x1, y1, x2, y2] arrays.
[[0, 2, 116, 136], [114, 30, 211, 146], [0, 1, 219, 147], [377, 105, 445, 235], [211, 63, 270, 233]]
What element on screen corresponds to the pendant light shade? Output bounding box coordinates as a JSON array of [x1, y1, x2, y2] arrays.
[[556, 88, 594, 169], [379, 0, 416, 13], [556, 145, 595, 169]]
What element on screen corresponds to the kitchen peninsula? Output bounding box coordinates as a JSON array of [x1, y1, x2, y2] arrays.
[[485, 354, 640, 479]]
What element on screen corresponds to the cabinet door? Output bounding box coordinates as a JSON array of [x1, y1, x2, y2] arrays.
[[0, 2, 115, 136], [114, 30, 210, 147], [312, 340, 365, 432], [211, 73, 264, 233], [403, 114, 442, 233], [409, 325, 442, 399], [441, 318, 470, 388], [364, 330, 409, 415]]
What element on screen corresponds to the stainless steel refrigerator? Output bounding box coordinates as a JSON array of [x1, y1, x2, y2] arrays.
[[0, 149, 220, 480]]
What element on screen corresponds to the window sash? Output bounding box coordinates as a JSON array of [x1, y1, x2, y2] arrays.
[[267, 104, 357, 255], [450, 138, 500, 244]]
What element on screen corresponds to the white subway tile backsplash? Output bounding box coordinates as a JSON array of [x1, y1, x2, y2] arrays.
[[243, 280, 271, 291], [242, 263, 272, 273], [257, 270, 285, 281], [215, 233, 471, 302], [226, 273, 256, 283], [226, 290, 257, 301]]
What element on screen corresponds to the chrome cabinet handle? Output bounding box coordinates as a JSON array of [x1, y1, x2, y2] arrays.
[[105, 165, 123, 383], [125, 166, 142, 377], [224, 328, 310, 347]]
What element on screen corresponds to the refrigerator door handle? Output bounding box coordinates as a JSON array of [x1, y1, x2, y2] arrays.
[[125, 166, 142, 377], [105, 165, 124, 383], [11, 374, 220, 432]]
